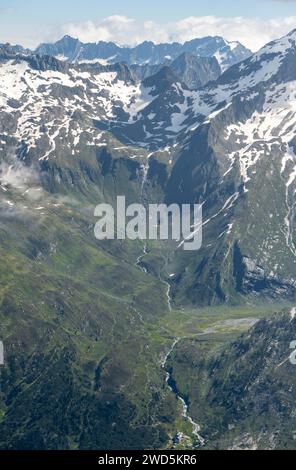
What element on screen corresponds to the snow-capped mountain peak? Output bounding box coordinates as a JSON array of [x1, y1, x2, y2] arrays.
[[34, 35, 252, 70]]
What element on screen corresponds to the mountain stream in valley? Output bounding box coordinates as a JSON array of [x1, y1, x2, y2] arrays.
[[161, 338, 205, 447], [136, 152, 203, 444]]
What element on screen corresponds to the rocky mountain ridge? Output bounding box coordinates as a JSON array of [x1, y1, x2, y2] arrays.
[[35, 35, 252, 71]]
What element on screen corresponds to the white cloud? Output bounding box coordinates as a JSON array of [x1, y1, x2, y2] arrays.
[[60, 16, 169, 46], [2, 15, 296, 51], [56, 15, 296, 52], [0, 152, 39, 191]]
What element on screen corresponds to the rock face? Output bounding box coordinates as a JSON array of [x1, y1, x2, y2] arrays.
[[0, 28, 296, 450], [131, 53, 221, 90], [35, 35, 252, 70], [233, 245, 296, 299], [170, 53, 221, 89], [1, 29, 296, 304]]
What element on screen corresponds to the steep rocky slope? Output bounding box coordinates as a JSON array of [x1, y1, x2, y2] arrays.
[[130, 53, 221, 90], [0, 28, 295, 450]]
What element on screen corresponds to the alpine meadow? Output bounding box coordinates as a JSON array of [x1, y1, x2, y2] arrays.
[[0, 1, 296, 455]]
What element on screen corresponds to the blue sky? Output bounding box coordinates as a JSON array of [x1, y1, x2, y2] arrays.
[[0, 0, 296, 50], [1, 0, 296, 22]]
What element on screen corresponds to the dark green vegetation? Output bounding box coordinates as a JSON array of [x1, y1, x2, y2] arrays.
[[0, 149, 292, 448], [0, 28, 296, 449], [0, 162, 294, 448], [166, 310, 296, 449], [0, 155, 173, 449]]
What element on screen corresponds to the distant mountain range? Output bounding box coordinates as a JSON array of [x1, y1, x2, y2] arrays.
[[33, 35, 252, 71], [0, 28, 295, 303], [0, 27, 295, 450]]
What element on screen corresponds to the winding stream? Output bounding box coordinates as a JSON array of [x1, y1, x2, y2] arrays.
[[140, 152, 153, 198], [134, 153, 151, 274], [136, 151, 173, 312], [137, 152, 203, 442], [135, 243, 148, 273], [162, 279, 172, 312], [161, 339, 205, 447]]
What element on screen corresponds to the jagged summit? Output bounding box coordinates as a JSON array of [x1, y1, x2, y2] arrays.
[[0, 26, 296, 305], [34, 34, 252, 70], [0, 24, 296, 452]]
